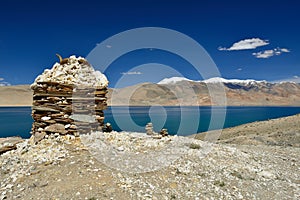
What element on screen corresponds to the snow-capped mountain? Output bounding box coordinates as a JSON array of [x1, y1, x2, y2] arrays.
[[120, 76, 300, 106], [202, 77, 267, 85], [157, 77, 194, 84], [157, 76, 267, 85]]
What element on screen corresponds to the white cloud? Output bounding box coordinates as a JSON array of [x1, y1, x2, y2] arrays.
[[95, 43, 112, 48], [218, 47, 227, 51], [218, 38, 269, 51], [252, 47, 290, 59], [0, 82, 11, 86], [237, 68, 243, 71], [280, 48, 290, 53], [252, 50, 275, 58], [0, 77, 11, 86], [121, 71, 143, 75]]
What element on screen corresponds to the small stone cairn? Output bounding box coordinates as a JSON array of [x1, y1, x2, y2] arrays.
[[145, 122, 155, 135], [30, 55, 109, 142], [145, 122, 169, 139]]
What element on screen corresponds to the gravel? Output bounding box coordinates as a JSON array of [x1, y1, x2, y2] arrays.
[[0, 122, 299, 199]]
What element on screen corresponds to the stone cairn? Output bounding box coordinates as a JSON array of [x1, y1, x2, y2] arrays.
[[145, 122, 168, 139], [145, 122, 155, 135], [30, 55, 109, 142]]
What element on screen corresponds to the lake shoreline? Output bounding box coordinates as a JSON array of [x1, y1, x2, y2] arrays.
[[1, 112, 300, 143], [1, 106, 300, 138]]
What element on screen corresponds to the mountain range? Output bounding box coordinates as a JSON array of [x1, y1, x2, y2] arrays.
[[108, 77, 300, 106], [1, 77, 300, 106]]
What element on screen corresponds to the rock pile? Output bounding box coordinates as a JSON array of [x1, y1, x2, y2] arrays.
[[159, 128, 168, 137], [30, 55, 109, 142], [145, 122, 154, 135], [145, 122, 169, 139]]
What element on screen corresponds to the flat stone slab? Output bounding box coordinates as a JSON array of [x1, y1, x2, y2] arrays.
[[0, 137, 24, 154]]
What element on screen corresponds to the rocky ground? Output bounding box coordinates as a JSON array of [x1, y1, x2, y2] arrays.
[[1, 115, 300, 200], [194, 113, 300, 147]]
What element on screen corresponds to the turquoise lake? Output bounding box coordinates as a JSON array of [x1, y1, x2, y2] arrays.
[[1, 106, 300, 138]]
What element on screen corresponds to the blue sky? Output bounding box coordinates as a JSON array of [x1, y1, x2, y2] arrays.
[[0, 0, 299, 87]]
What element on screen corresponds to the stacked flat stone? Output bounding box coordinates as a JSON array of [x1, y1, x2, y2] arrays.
[[145, 122, 154, 135], [30, 55, 109, 142]]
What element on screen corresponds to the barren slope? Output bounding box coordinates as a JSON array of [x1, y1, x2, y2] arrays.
[[194, 113, 300, 147], [0, 85, 32, 106]]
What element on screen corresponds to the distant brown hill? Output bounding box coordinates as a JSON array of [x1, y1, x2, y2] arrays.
[[1, 78, 300, 106], [0, 85, 32, 106]]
